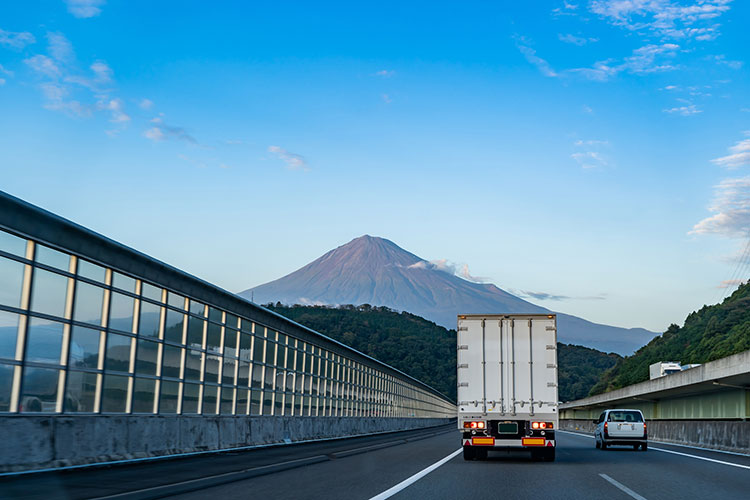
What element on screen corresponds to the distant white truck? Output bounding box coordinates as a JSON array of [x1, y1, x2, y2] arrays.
[[457, 314, 558, 461], [649, 361, 682, 380]]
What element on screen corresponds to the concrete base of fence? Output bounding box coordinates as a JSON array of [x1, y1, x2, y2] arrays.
[[0, 416, 454, 473], [560, 419, 750, 454]]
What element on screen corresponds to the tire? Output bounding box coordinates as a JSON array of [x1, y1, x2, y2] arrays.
[[641, 443, 648, 451], [601, 441, 608, 450], [531, 449, 543, 462], [633, 444, 639, 450], [476, 448, 488, 460], [463, 446, 475, 461], [543, 448, 556, 462]]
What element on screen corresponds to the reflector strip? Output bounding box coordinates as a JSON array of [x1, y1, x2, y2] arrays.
[[522, 438, 545, 446], [472, 437, 495, 446]]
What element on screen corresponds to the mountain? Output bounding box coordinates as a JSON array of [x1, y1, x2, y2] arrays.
[[266, 303, 622, 403], [240, 235, 658, 354], [590, 282, 750, 395]]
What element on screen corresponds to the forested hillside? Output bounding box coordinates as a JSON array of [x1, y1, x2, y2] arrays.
[[590, 283, 750, 395], [266, 303, 618, 403]]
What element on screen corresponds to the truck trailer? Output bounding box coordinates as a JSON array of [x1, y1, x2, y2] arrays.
[[457, 314, 558, 461]]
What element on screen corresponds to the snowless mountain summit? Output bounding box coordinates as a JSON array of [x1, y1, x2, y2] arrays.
[[239, 235, 657, 354]]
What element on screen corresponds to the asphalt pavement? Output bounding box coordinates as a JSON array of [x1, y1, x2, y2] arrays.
[[2, 426, 750, 500]]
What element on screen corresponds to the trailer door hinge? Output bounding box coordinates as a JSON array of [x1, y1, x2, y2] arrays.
[[545, 326, 556, 331], [546, 364, 557, 369], [458, 345, 469, 350], [457, 363, 469, 369], [458, 382, 469, 387], [547, 382, 557, 387], [546, 344, 556, 350], [458, 326, 468, 331]]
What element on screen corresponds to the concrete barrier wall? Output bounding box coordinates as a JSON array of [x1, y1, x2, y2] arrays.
[[561, 419, 750, 454], [1, 416, 454, 473]]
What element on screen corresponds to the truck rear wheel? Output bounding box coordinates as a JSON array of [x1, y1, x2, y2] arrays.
[[463, 446, 475, 461], [543, 448, 556, 462], [475, 448, 488, 460]]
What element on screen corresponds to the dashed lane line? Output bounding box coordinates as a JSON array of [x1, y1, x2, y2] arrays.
[[599, 473, 648, 500], [368, 448, 462, 500]]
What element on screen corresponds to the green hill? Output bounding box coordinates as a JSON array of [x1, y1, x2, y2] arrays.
[[265, 303, 618, 403], [590, 283, 750, 395]]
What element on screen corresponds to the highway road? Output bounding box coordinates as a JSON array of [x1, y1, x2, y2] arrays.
[[2, 425, 750, 499]]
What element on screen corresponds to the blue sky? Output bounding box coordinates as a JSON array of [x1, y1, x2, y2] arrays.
[[1, 0, 749, 332]]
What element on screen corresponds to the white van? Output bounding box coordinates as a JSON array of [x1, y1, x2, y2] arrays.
[[594, 409, 648, 450]]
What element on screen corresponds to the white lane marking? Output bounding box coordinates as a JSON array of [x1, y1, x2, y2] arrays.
[[599, 473, 648, 500], [559, 430, 750, 470], [650, 447, 750, 470], [369, 448, 462, 500]]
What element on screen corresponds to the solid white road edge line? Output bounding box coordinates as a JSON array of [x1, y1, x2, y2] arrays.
[[559, 430, 750, 470], [599, 473, 648, 500], [368, 448, 462, 500]]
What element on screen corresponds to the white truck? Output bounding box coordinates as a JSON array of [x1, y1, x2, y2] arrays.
[[457, 314, 558, 461]]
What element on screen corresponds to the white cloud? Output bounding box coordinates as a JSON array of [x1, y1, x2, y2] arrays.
[[717, 279, 747, 288], [569, 43, 680, 81], [518, 45, 558, 77], [144, 117, 197, 143], [98, 97, 129, 123], [47, 32, 74, 63], [65, 0, 106, 18], [24, 55, 62, 79], [589, 0, 732, 40], [90, 61, 112, 82], [691, 177, 750, 237], [663, 102, 702, 115], [558, 33, 598, 45], [139, 98, 154, 110], [0, 64, 13, 77], [552, 1, 580, 15], [572, 151, 608, 169], [582, 104, 594, 114], [374, 69, 395, 78], [268, 145, 309, 170], [382, 93, 392, 103], [711, 136, 750, 169], [712, 54, 743, 70], [572, 139, 610, 169], [511, 289, 607, 301], [0, 29, 36, 50], [0, 78, 5, 86], [406, 259, 490, 283], [39, 82, 89, 117]]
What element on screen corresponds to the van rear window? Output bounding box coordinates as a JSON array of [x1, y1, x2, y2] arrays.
[[608, 411, 643, 422]]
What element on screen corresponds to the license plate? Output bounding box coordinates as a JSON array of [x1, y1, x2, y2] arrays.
[[472, 437, 495, 446], [498, 422, 518, 434], [522, 438, 545, 446]]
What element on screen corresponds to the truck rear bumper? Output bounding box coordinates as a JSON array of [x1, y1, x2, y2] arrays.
[[462, 437, 555, 448]]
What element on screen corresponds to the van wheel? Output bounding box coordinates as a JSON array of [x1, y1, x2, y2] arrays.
[[601, 441, 608, 450], [633, 444, 639, 450], [641, 443, 648, 451], [463, 446, 475, 461]]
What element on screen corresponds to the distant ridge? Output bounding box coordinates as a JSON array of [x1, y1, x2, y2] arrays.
[[240, 235, 658, 354]]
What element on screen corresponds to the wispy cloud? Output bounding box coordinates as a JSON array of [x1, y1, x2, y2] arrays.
[[582, 104, 594, 114], [65, 0, 106, 19], [138, 98, 153, 110], [0, 29, 36, 50], [711, 134, 750, 169], [663, 101, 702, 115], [512, 289, 607, 301], [691, 176, 750, 237], [406, 259, 490, 283], [24, 55, 62, 79], [374, 69, 395, 78], [47, 32, 73, 63], [711, 54, 743, 70], [268, 145, 309, 171], [717, 279, 747, 288], [382, 93, 392, 103], [144, 117, 196, 143], [517, 45, 558, 77], [589, 0, 732, 41], [552, 1, 579, 16], [558, 33, 598, 45], [571, 139, 610, 169], [569, 43, 680, 81], [98, 97, 129, 123]]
